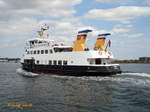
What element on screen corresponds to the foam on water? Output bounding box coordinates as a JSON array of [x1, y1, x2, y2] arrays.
[[16, 68, 39, 77], [50, 73, 150, 86], [16, 68, 150, 86], [120, 72, 150, 78]]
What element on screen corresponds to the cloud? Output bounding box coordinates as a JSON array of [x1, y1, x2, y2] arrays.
[[111, 24, 132, 34], [85, 6, 150, 23], [95, 0, 112, 3], [89, 24, 132, 37], [144, 0, 150, 5], [0, 18, 39, 37], [38, 20, 132, 43], [0, 42, 20, 49], [0, 0, 82, 22], [95, 0, 139, 4], [122, 33, 144, 38], [39, 18, 83, 36], [0, 0, 5, 7], [0, 0, 82, 38]]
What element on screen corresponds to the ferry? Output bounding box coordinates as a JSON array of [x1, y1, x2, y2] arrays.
[[20, 25, 121, 76]]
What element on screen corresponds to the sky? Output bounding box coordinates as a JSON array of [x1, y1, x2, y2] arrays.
[[0, 0, 150, 59]]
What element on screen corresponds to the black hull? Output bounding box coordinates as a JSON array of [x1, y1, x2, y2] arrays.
[[21, 63, 121, 76]]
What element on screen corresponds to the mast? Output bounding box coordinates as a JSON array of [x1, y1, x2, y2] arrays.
[[38, 25, 49, 39]]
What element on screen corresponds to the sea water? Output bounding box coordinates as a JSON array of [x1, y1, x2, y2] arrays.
[[0, 63, 150, 112]]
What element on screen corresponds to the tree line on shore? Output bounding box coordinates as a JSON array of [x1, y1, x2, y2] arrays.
[[0, 58, 20, 62], [112, 59, 149, 63]]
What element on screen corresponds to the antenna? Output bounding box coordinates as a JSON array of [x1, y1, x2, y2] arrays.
[[41, 24, 49, 31], [38, 24, 49, 39]]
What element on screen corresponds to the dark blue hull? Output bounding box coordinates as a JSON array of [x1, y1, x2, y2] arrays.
[[22, 63, 121, 76]]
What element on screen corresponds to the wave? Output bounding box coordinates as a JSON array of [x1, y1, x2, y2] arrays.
[[117, 72, 150, 78], [15, 69, 150, 85], [49, 73, 150, 86], [16, 68, 39, 77]]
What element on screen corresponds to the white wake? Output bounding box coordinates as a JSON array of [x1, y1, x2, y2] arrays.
[[118, 72, 150, 78], [16, 68, 39, 77]]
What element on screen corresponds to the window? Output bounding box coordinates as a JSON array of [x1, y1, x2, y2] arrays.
[[37, 60, 39, 64], [49, 60, 52, 65], [53, 48, 72, 52], [54, 48, 59, 52], [41, 50, 44, 54], [34, 50, 36, 54], [37, 50, 40, 54], [89, 60, 93, 64], [49, 49, 53, 54], [31, 51, 33, 54], [63, 60, 67, 65], [58, 60, 62, 65], [87, 59, 95, 65], [45, 50, 48, 54], [27, 51, 29, 54], [95, 58, 101, 65], [53, 60, 57, 65]]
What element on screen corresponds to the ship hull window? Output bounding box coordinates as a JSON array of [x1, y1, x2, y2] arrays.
[[53, 60, 57, 65], [87, 59, 95, 65], [37, 60, 39, 64], [49, 60, 52, 65], [63, 60, 67, 65]]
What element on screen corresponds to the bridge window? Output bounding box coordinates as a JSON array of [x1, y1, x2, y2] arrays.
[[37, 50, 40, 54], [54, 48, 72, 52], [45, 50, 48, 54], [34, 50, 36, 54], [41, 50, 44, 54], [49, 49, 53, 54]]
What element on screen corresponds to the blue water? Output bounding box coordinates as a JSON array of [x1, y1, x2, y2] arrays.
[[0, 63, 150, 112]]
